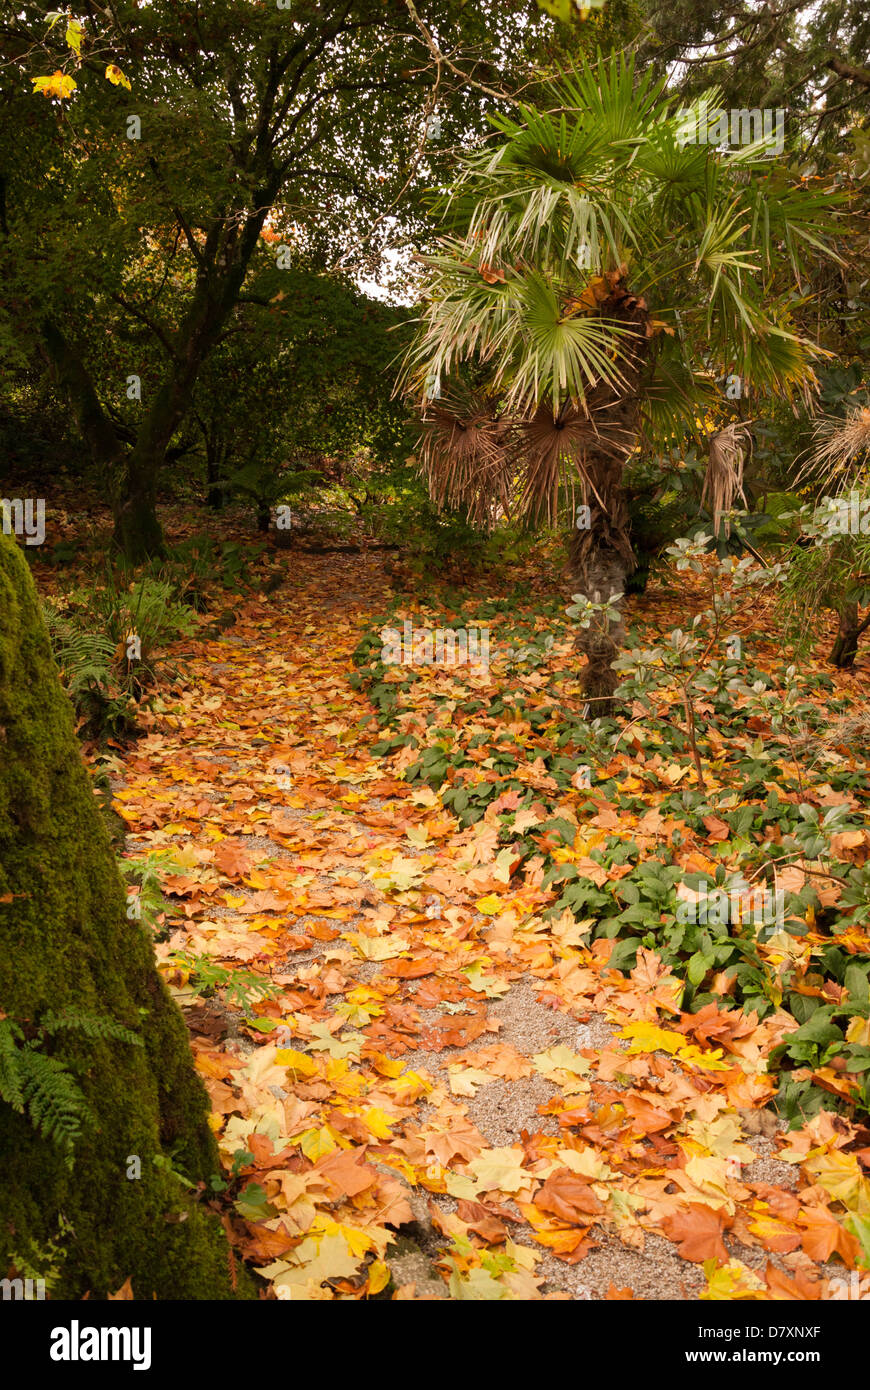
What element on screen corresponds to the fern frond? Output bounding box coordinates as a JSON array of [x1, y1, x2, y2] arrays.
[[41, 1009, 143, 1047], [0, 1019, 25, 1112], [41, 602, 115, 696], [18, 1050, 86, 1165]]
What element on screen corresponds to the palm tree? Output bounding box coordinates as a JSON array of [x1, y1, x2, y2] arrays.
[[402, 55, 843, 704]]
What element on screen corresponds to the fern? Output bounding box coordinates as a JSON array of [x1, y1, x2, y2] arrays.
[[0, 1018, 25, 1111], [41, 598, 137, 742], [18, 1049, 86, 1166], [0, 1021, 85, 1168], [119, 850, 186, 936], [0, 1010, 142, 1167], [42, 1009, 143, 1048], [41, 602, 115, 697]]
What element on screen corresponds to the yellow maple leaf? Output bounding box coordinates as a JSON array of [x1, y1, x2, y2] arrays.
[[556, 1146, 613, 1181], [676, 1042, 730, 1072], [619, 1021, 683, 1055], [243, 870, 270, 889], [443, 1170, 479, 1200], [533, 1045, 592, 1078], [619, 1022, 729, 1071], [806, 1152, 870, 1215], [846, 1017, 870, 1046], [298, 1126, 338, 1161], [359, 1106, 396, 1140], [315, 1220, 377, 1259], [468, 1147, 530, 1194], [276, 1048, 319, 1078], [368, 1051, 405, 1079], [448, 1065, 495, 1097], [262, 1232, 364, 1290], [550, 847, 576, 864], [366, 1259, 391, 1295], [700, 1258, 766, 1300], [105, 63, 131, 90], [344, 932, 409, 961], [684, 1154, 738, 1211], [475, 894, 503, 915], [32, 70, 77, 100]]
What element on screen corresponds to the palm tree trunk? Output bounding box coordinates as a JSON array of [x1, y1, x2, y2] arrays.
[[569, 281, 650, 709], [830, 601, 870, 668], [569, 435, 635, 707]]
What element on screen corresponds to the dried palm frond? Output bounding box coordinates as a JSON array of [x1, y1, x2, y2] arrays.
[[795, 402, 870, 492], [417, 387, 512, 528], [702, 421, 751, 536], [513, 399, 636, 527]]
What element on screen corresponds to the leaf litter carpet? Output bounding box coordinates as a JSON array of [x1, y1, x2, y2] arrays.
[[112, 551, 870, 1301]]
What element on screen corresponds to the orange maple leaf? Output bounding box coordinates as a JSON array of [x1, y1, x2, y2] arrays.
[[798, 1205, 862, 1266], [533, 1169, 605, 1224], [661, 1204, 731, 1262]]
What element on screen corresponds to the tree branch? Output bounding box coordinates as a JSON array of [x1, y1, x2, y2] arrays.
[[826, 57, 870, 91], [108, 293, 179, 363]]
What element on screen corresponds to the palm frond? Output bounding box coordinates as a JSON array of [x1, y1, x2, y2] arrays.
[[795, 402, 870, 491], [702, 422, 751, 536], [508, 271, 636, 413], [515, 398, 637, 527], [417, 387, 511, 528]]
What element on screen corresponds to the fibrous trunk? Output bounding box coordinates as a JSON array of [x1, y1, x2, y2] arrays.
[[830, 601, 868, 669], [568, 277, 650, 710]]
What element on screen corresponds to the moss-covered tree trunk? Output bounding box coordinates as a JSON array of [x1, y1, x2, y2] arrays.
[[0, 532, 247, 1299]]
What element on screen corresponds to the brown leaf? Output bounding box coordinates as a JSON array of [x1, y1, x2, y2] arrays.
[[764, 1264, 822, 1300], [534, 1169, 605, 1224], [661, 1204, 731, 1263], [798, 1206, 861, 1266], [456, 1199, 507, 1243], [703, 816, 730, 842], [315, 1148, 379, 1199]]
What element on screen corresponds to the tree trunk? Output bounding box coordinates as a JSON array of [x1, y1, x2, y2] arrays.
[[39, 318, 166, 562], [112, 443, 166, 563], [568, 276, 651, 710], [206, 445, 225, 511], [569, 447, 633, 708], [110, 274, 246, 558], [0, 533, 249, 1299], [829, 601, 869, 668]]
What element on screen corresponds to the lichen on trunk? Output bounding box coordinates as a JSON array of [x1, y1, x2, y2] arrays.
[[0, 532, 248, 1299]]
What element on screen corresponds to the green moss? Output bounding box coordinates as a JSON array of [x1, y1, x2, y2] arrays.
[[92, 771, 128, 850], [0, 534, 252, 1298]]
